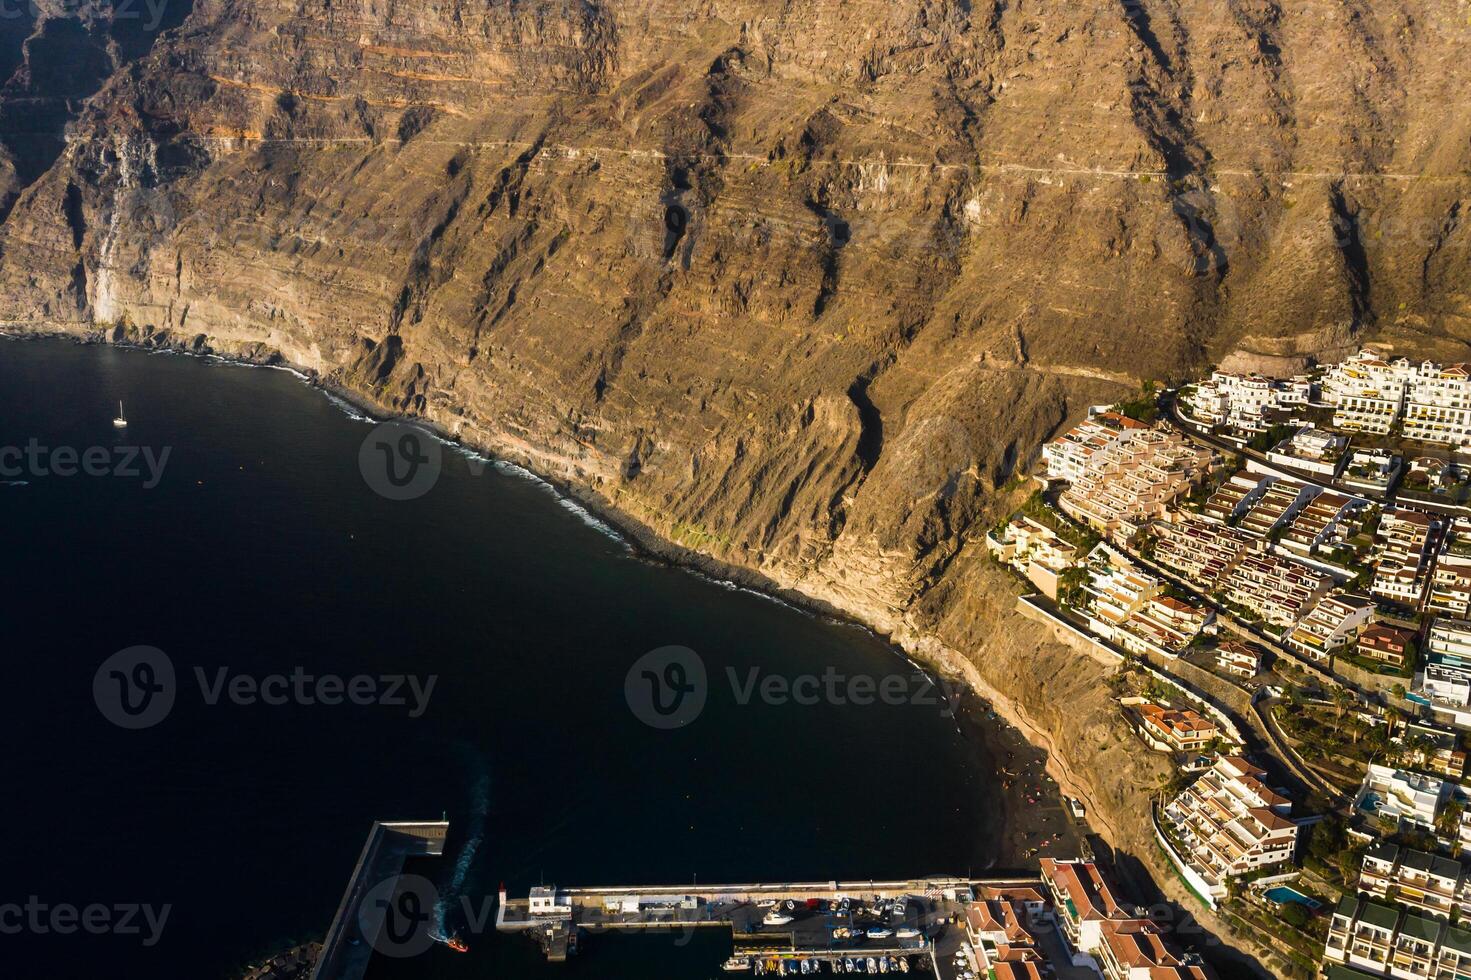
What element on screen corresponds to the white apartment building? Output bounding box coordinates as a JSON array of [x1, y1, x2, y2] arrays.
[[1199, 473, 1270, 525], [1356, 763, 1443, 834], [1427, 519, 1471, 618], [1287, 592, 1376, 662], [1318, 349, 1471, 448], [1042, 412, 1151, 484], [1416, 618, 1471, 727], [1425, 618, 1471, 663], [1086, 557, 1163, 629], [1082, 551, 1211, 655], [1219, 551, 1334, 626], [987, 516, 1081, 600], [1372, 509, 1440, 608], [1321, 896, 1471, 980], [1120, 596, 1213, 656], [1358, 842, 1468, 922], [1159, 756, 1298, 904], [1152, 516, 1256, 589], [1278, 491, 1368, 559], [1215, 641, 1262, 678], [1266, 425, 1348, 479], [1039, 858, 1136, 959], [1355, 764, 1471, 851], [1237, 479, 1318, 539], [1058, 428, 1214, 544], [1181, 381, 1230, 427], [1099, 924, 1189, 980], [1404, 362, 1471, 448], [1322, 350, 1414, 435], [1182, 372, 1314, 433], [1419, 663, 1471, 729], [1324, 896, 1401, 976]]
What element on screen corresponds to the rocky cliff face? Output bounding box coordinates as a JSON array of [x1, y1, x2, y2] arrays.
[[3, 1, 1470, 971]]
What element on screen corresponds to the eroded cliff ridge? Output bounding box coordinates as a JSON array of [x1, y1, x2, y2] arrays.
[[3, 1, 1470, 969]]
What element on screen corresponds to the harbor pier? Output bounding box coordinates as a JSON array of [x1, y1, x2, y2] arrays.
[[497, 876, 1042, 973]]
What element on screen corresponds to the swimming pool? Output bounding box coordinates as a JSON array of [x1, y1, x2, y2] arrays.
[[1264, 886, 1322, 911]]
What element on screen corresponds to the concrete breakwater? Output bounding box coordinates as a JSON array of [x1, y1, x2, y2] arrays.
[[310, 821, 449, 980]]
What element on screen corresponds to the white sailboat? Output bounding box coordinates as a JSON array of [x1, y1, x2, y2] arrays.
[[113, 401, 128, 428]]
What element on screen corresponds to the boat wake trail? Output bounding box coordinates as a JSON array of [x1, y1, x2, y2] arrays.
[[433, 767, 490, 942]]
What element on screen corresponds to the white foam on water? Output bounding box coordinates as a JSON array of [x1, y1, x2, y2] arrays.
[[175, 349, 314, 385], [735, 583, 801, 609], [486, 458, 630, 547], [435, 770, 490, 940], [490, 458, 540, 481], [321, 392, 375, 424], [451, 444, 493, 464], [267, 364, 312, 382], [555, 492, 628, 544], [680, 565, 811, 616]]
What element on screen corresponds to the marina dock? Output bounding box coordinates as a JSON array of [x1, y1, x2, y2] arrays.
[[305, 818, 1074, 976], [496, 876, 1040, 972]]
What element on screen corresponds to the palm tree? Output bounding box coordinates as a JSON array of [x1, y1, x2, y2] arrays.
[[1403, 733, 1439, 769], [1437, 799, 1465, 849], [1366, 725, 1390, 759], [1332, 686, 1355, 736], [1057, 566, 1092, 610]]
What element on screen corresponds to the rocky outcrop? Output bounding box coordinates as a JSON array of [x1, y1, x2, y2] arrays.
[[4, 2, 1471, 972]]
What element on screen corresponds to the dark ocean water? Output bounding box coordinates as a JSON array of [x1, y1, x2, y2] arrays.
[[0, 338, 1036, 979]]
